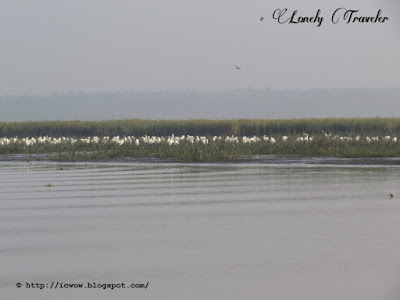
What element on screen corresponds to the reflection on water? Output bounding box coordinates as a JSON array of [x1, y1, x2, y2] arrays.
[[1, 160, 400, 300]]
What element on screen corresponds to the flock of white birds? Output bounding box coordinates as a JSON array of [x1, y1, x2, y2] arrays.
[[0, 134, 398, 147]]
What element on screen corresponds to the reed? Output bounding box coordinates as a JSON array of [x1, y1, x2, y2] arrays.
[[1, 118, 400, 137], [1, 133, 399, 162]]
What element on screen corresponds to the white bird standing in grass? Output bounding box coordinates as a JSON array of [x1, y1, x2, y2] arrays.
[[384, 136, 391, 141]]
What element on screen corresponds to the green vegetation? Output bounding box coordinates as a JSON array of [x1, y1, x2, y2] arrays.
[[0, 135, 399, 162], [1, 118, 400, 137], [51, 137, 400, 162], [1, 118, 400, 162]]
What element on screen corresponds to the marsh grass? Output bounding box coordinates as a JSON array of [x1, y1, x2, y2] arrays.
[[2, 135, 400, 162], [2, 118, 400, 137], [1, 118, 400, 161], [45, 136, 400, 162]]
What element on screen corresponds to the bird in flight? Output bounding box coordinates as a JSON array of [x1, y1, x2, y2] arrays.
[[389, 193, 394, 198], [235, 65, 241, 70], [260, 17, 264, 21]]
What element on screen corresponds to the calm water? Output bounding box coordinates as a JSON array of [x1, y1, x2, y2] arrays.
[[1, 159, 400, 300]]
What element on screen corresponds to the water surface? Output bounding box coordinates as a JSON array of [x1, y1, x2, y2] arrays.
[[1, 159, 400, 299]]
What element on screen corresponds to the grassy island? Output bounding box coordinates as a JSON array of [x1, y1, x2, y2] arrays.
[[1, 118, 400, 161]]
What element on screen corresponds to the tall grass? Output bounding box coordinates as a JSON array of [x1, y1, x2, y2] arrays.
[[2, 135, 400, 162], [51, 139, 400, 162], [1, 118, 400, 137]]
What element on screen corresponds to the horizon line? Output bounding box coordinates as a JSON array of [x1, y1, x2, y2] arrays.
[[1, 86, 400, 98]]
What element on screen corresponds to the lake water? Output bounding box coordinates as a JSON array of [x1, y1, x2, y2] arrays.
[[1, 157, 400, 300]]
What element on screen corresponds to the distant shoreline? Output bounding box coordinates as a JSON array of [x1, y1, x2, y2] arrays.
[[1, 88, 400, 121]]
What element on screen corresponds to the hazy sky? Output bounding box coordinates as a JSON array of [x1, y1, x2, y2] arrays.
[[0, 0, 399, 95]]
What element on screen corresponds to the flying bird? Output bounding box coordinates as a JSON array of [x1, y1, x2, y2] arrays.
[[235, 65, 241, 70], [389, 193, 394, 198], [260, 17, 264, 21]]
